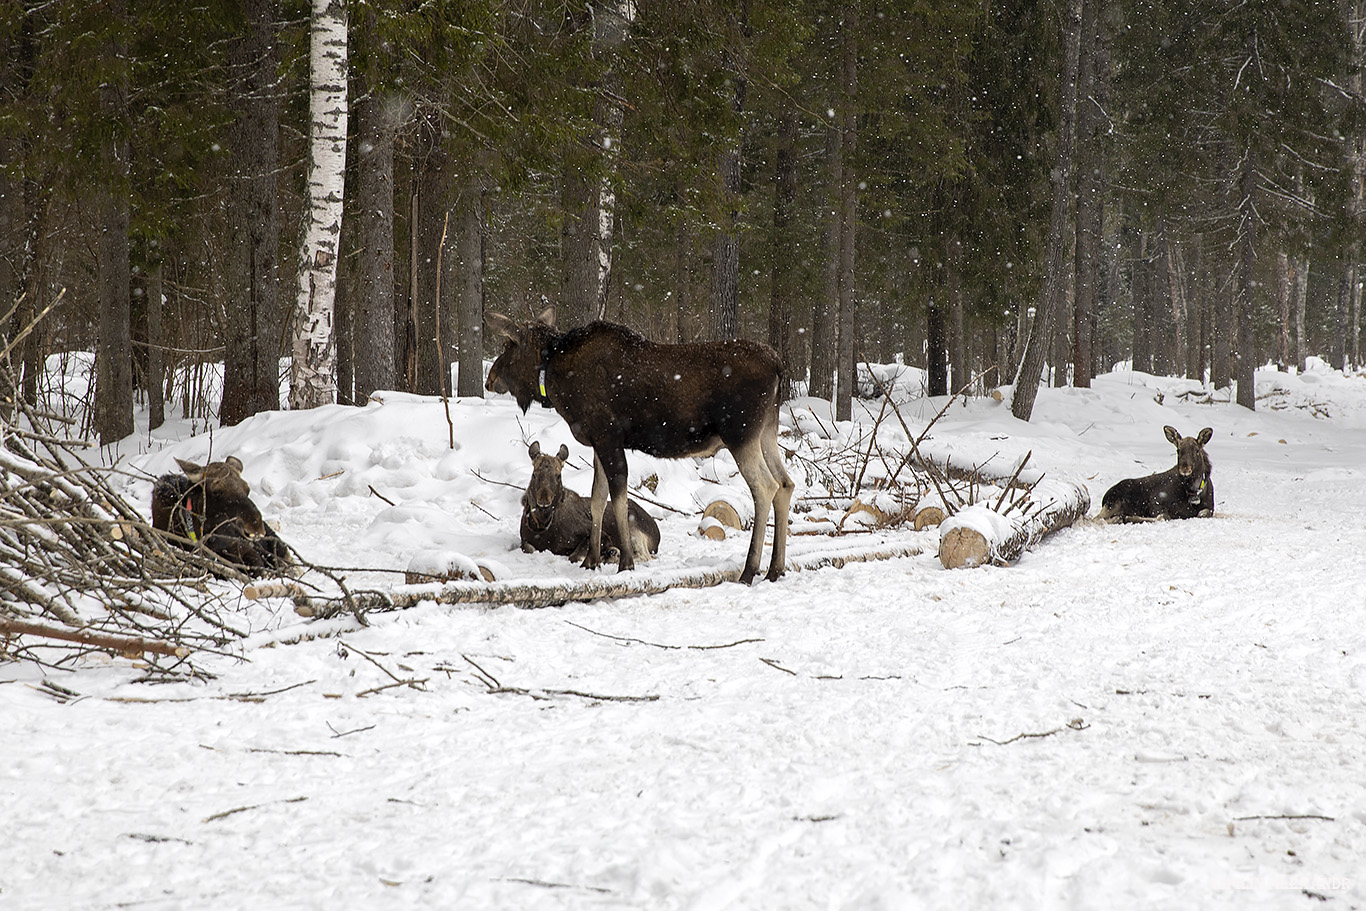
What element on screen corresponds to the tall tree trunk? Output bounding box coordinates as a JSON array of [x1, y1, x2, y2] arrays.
[[95, 0, 132, 445], [708, 1, 748, 341], [147, 262, 164, 430], [353, 85, 397, 403], [1012, 0, 1082, 420], [221, 0, 283, 426], [674, 211, 692, 344], [1235, 147, 1258, 410], [1275, 251, 1292, 371], [1165, 232, 1188, 378], [834, 2, 858, 421], [559, 0, 631, 330], [1333, 269, 1350, 370], [769, 110, 798, 401], [290, 0, 348, 410], [927, 297, 948, 396], [810, 123, 842, 402], [412, 116, 450, 396], [455, 168, 486, 398], [1293, 254, 1309, 372], [1132, 235, 1152, 373], [946, 227, 966, 393], [1072, 0, 1107, 389]]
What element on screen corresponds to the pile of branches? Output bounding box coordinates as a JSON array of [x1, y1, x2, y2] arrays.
[[788, 373, 1044, 533], [1, 393, 247, 681]]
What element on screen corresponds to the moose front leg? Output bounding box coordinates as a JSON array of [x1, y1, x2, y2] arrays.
[[583, 453, 610, 570], [596, 446, 635, 572]]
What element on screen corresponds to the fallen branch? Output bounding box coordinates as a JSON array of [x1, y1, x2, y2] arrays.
[[0, 617, 189, 658], [563, 620, 763, 651], [977, 718, 1089, 745]]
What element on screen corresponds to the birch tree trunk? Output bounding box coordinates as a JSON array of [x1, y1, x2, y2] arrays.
[[289, 0, 348, 411]]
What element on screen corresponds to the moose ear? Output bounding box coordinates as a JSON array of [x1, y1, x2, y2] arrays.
[[535, 306, 556, 329], [557, 444, 570, 462], [528, 441, 542, 459], [484, 311, 518, 340], [1163, 425, 1181, 445], [1197, 427, 1213, 445], [223, 456, 245, 474], [175, 458, 205, 480]]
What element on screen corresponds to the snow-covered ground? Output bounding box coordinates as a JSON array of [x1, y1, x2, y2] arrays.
[[4, 359, 1366, 910]]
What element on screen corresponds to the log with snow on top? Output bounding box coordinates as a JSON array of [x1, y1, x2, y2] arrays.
[[937, 478, 1091, 569]]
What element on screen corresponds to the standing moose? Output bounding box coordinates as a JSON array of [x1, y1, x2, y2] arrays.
[[485, 308, 794, 584], [1098, 425, 1214, 522]]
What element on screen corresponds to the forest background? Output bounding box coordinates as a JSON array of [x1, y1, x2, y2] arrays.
[[2, 0, 1364, 444]]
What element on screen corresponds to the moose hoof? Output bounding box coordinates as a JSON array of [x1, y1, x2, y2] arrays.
[[765, 568, 784, 583]]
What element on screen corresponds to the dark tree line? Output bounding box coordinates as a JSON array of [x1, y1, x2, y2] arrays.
[[1, 0, 1363, 444]]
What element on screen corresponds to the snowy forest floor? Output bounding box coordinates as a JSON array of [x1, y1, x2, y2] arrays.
[[3, 360, 1366, 910]]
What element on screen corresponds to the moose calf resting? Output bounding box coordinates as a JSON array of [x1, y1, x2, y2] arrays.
[[520, 442, 660, 563], [1098, 425, 1214, 522], [486, 308, 794, 583], [151, 456, 290, 572]]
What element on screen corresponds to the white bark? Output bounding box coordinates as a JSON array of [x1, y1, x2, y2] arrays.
[[289, 0, 348, 410]]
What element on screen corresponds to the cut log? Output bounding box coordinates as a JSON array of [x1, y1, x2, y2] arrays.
[[913, 505, 945, 530], [938, 480, 1090, 569], [698, 516, 727, 540], [702, 499, 745, 530]]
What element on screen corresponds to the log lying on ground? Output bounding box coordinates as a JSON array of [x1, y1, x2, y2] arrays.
[[0, 617, 189, 658], [248, 540, 928, 619], [938, 480, 1090, 569]]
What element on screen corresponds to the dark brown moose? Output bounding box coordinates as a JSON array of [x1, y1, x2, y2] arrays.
[[151, 456, 290, 571], [1098, 426, 1214, 522], [485, 308, 794, 583], [520, 442, 660, 563]]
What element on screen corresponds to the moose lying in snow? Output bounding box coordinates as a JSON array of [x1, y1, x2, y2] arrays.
[[1098, 426, 1214, 522], [519, 442, 660, 563], [151, 456, 290, 572], [486, 308, 793, 583]]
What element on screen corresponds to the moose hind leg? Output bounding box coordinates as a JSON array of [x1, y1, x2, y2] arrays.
[[760, 425, 793, 581], [733, 438, 779, 585]]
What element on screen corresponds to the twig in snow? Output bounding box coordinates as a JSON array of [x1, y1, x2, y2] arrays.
[[976, 718, 1089, 745], [563, 619, 763, 651], [760, 657, 798, 676]]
